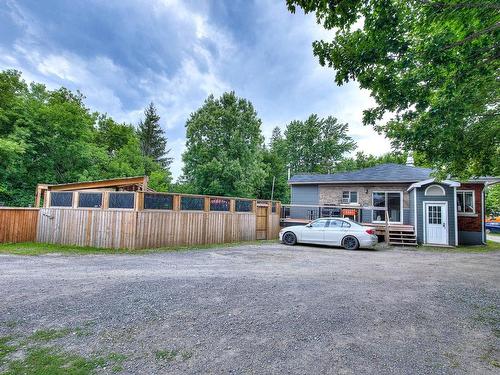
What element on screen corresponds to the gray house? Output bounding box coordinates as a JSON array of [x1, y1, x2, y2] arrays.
[[288, 163, 493, 246]]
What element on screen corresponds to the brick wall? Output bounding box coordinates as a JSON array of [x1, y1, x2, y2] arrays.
[[319, 184, 411, 208], [457, 183, 484, 232]]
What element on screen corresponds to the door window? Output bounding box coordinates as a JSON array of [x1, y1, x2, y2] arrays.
[[428, 205, 442, 224], [310, 219, 328, 228], [328, 219, 343, 228]]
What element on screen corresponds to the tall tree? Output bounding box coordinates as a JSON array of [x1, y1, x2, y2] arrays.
[[285, 114, 355, 174], [137, 102, 172, 173], [257, 127, 290, 202], [182, 92, 265, 197], [287, 0, 500, 179]]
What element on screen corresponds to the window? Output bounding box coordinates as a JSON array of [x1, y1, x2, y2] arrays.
[[328, 219, 351, 228], [425, 185, 445, 196], [342, 191, 358, 204], [78, 192, 102, 208], [309, 219, 328, 228], [457, 191, 475, 214], [372, 191, 402, 223], [427, 205, 442, 224]]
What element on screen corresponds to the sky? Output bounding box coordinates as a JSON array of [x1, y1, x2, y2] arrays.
[[0, 0, 391, 180]]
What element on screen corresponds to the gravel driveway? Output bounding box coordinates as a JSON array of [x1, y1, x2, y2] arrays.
[[1, 243, 499, 374]]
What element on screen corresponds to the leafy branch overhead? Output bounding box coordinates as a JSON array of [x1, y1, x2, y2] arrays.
[[287, 0, 500, 179]]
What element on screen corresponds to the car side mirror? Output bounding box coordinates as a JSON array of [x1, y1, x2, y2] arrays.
[[306, 224, 312, 228]]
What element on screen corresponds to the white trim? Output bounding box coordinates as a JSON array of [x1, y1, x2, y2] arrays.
[[456, 190, 476, 214], [423, 201, 449, 246], [372, 191, 404, 224], [454, 187, 458, 246], [289, 180, 423, 185], [407, 178, 460, 191], [424, 184, 446, 196], [413, 189, 418, 242]]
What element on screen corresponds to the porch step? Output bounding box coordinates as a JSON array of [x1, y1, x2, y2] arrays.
[[388, 227, 417, 245]]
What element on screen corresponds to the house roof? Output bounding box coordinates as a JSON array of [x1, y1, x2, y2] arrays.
[[288, 164, 434, 184]]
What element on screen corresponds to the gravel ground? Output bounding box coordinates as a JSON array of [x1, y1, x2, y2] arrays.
[[0, 243, 499, 374]]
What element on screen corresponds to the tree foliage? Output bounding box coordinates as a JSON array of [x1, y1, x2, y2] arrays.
[[137, 102, 172, 172], [181, 92, 266, 198], [486, 184, 500, 215], [287, 0, 500, 179], [0, 70, 171, 206], [256, 127, 290, 202], [334, 151, 407, 172], [285, 114, 355, 173]]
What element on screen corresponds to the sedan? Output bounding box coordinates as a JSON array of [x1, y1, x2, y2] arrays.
[[279, 218, 378, 250]]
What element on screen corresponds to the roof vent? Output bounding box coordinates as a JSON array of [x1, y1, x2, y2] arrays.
[[406, 152, 414, 167]]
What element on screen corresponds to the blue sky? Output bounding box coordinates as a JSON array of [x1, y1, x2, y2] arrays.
[[0, 0, 390, 179]]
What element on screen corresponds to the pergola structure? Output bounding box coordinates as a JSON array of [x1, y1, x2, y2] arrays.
[[35, 176, 151, 208]]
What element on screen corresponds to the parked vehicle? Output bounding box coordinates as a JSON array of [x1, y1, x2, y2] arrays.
[[485, 221, 500, 234], [279, 218, 378, 250]]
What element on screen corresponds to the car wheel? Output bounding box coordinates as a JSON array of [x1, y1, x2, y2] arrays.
[[342, 235, 359, 250], [282, 232, 297, 246]]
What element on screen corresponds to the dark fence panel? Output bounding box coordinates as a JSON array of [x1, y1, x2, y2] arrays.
[[50, 192, 73, 207], [210, 198, 230, 211], [109, 192, 135, 209], [235, 200, 252, 212], [144, 193, 173, 210], [78, 192, 102, 208], [181, 196, 204, 211]]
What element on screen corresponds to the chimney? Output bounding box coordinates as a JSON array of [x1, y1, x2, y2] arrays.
[[406, 152, 414, 167]]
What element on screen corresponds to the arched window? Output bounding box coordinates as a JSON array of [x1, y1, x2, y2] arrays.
[[424, 184, 445, 196]]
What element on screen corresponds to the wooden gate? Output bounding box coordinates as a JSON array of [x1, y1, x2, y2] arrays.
[[256, 204, 268, 240]]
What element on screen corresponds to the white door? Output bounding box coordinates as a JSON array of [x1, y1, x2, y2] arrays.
[[425, 203, 448, 245], [323, 219, 347, 246], [301, 219, 328, 244]]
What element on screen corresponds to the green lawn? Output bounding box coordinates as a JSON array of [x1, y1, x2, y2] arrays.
[[418, 240, 500, 253], [0, 240, 278, 256]]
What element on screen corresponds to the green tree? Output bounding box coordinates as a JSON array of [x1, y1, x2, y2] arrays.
[[285, 114, 355, 174], [181, 92, 265, 197], [335, 151, 408, 172], [257, 127, 290, 202], [137, 102, 172, 173], [287, 0, 500, 179], [486, 184, 500, 215], [0, 69, 172, 206]]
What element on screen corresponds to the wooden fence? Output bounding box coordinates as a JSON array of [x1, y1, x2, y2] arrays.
[[32, 192, 281, 249], [0, 208, 39, 243]]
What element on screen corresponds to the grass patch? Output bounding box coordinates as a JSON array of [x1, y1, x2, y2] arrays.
[[417, 240, 500, 253], [155, 349, 179, 362], [0, 240, 278, 256], [3, 347, 106, 375], [28, 328, 72, 342], [0, 336, 16, 363], [480, 345, 500, 368]]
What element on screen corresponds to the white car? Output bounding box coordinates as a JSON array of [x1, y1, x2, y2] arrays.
[[279, 218, 378, 250]]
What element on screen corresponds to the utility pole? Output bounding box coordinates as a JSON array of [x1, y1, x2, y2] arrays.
[[270, 176, 276, 202]]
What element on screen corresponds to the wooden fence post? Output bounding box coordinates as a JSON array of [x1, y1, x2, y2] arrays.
[[173, 195, 180, 211], [385, 209, 389, 244]]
